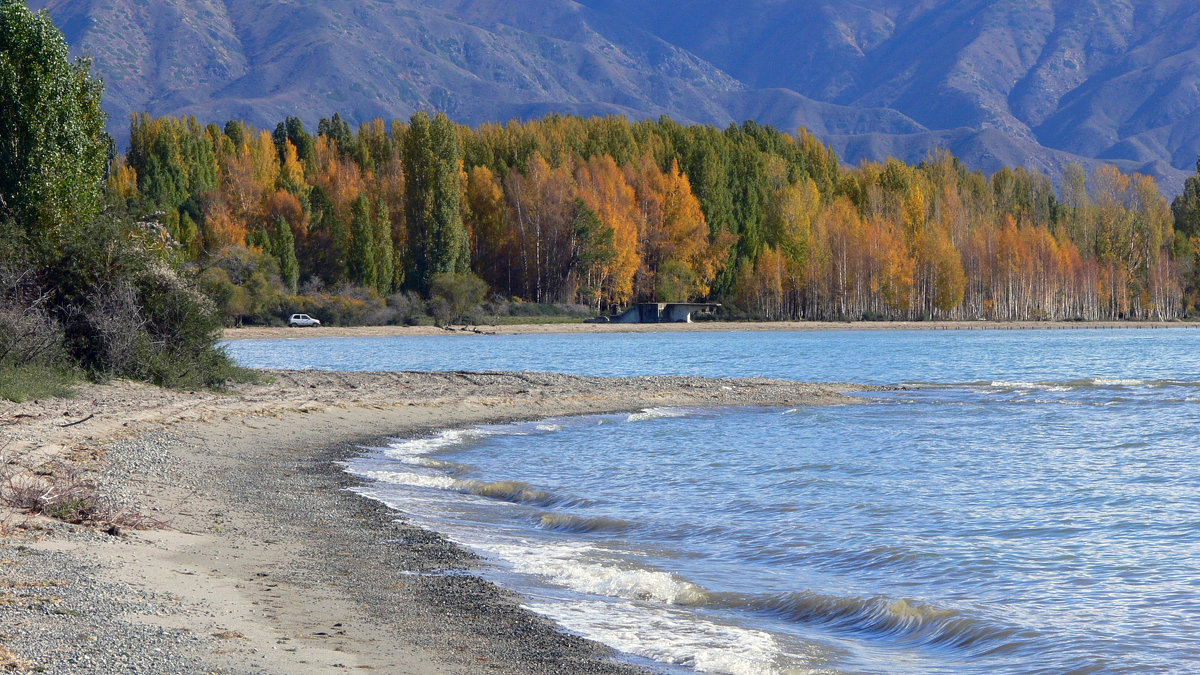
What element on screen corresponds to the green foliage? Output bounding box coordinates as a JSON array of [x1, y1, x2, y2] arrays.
[[0, 5, 240, 391], [318, 113, 356, 157], [429, 272, 487, 325], [655, 260, 698, 303], [0, 0, 108, 252], [373, 199, 394, 296], [404, 111, 469, 295], [273, 217, 299, 293], [0, 363, 77, 402], [347, 194, 377, 289], [273, 116, 316, 168], [1172, 160, 1200, 239], [49, 213, 239, 388], [305, 185, 346, 283], [198, 245, 282, 326], [568, 198, 615, 306]]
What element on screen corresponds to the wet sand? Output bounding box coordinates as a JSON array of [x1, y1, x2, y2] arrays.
[[223, 319, 1196, 341], [0, 371, 871, 673]]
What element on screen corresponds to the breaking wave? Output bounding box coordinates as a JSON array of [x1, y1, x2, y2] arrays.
[[708, 590, 1030, 655], [537, 513, 636, 534], [627, 407, 690, 422]]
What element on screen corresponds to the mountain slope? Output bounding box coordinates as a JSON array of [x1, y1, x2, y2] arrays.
[[32, 0, 1200, 192]]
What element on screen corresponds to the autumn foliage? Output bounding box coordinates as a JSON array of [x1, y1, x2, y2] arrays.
[[117, 112, 1188, 322]]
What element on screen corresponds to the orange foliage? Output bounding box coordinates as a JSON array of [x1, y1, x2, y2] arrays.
[[574, 155, 639, 305]]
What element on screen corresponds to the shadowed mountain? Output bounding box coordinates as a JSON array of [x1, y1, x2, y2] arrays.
[[32, 0, 1200, 192]]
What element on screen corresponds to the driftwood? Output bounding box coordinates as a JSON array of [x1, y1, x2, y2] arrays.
[[58, 413, 95, 428]]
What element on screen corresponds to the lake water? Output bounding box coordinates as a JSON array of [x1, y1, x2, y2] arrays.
[[227, 329, 1200, 674]]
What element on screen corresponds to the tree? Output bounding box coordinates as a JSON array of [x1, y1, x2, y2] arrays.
[[0, 0, 108, 250], [1173, 159, 1200, 239], [373, 200, 394, 296], [272, 216, 299, 294], [403, 111, 469, 295], [347, 194, 376, 289]]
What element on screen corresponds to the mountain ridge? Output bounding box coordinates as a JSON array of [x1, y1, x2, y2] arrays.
[[32, 0, 1200, 192]]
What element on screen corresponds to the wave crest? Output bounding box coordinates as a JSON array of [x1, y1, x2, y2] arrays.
[[538, 513, 635, 534], [713, 590, 1028, 654]]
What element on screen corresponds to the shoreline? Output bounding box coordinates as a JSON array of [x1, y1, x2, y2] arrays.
[[0, 370, 869, 673], [223, 319, 1199, 340]]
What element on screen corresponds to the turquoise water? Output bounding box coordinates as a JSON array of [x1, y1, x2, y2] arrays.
[[228, 329, 1200, 674]]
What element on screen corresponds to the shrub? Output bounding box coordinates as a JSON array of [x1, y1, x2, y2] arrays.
[[1, 462, 163, 529], [429, 272, 487, 325]]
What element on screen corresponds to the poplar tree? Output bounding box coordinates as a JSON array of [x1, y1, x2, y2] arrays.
[[347, 194, 376, 289], [273, 216, 299, 293], [403, 111, 468, 295], [372, 199, 394, 296], [0, 0, 108, 250]]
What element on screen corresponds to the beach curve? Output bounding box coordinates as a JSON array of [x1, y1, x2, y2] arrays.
[[0, 370, 871, 673]]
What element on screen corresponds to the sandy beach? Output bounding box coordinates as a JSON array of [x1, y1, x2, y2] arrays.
[[222, 319, 1197, 341], [0, 370, 871, 673]]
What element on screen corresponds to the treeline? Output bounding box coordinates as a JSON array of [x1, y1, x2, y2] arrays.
[[112, 110, 1194, 323]]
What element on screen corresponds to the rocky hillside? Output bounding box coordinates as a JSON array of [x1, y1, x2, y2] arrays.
[[32, 0, 1200, 192]]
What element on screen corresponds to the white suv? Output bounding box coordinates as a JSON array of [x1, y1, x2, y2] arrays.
[[288, 313, 321, 327]]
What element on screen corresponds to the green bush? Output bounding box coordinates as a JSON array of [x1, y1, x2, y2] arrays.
[[429, 272, 487, 325]]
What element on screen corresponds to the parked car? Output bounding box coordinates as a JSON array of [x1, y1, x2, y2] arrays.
[[288, 313, 321, 327]]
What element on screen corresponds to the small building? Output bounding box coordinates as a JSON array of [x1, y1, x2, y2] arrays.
[[602, 302, 721, 323]]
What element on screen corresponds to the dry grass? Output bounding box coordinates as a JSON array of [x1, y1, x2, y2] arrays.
[[0, 462, 164, 531], [0, 644, 31, 672]]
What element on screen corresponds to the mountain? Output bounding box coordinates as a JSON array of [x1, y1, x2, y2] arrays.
[[30, 0, 1200, 192]]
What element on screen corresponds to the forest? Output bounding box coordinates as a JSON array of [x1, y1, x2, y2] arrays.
[[113, 110, 1200, 325]]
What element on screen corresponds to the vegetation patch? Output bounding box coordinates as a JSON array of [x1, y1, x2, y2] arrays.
[[0, 364, 77, 403], [1, 0, 247, 394], [0, 463, 164, 531], [0, 644, 32, 672]]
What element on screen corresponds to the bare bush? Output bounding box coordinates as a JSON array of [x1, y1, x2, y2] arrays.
[[0, 266, 65, 366], [82, 281, 148, 376]]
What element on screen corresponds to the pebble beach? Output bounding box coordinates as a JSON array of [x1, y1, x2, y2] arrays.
[[1, 370, 869, 673]]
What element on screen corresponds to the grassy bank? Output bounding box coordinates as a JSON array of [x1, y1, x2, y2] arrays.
[[0, 364, 77, 402]]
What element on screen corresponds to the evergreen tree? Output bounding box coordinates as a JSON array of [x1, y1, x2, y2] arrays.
[[403, 111, 468, 295], [273, 116, 316, 167], [318, 113, 356, 157], [273, 216, 299, 293], [1172, 159, 1200, 238], [305, 185, 346, 284], [223, 120, 245, 148]]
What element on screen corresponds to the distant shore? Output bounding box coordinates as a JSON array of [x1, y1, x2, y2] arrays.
[[0, 370, 868, 673], [223, 319, 1199, 341]]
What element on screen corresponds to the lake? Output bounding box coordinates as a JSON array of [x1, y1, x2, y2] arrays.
[[227, 328, 1200, 674]]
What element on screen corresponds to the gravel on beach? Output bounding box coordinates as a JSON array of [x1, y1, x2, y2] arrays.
[[0, 369, 875, 673]]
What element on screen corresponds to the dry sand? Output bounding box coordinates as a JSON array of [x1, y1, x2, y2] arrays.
[[0, 370, 872, 673], [223, 319, 1197, 341]]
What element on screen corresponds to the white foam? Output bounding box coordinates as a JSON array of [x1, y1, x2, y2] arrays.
[[360, 469, 461, 491], [627, 407, 689, 422], [483, 541, 706, 605], [535, 423, 563, 432], [525, 597, 787, 675], [990, 380, 1040, 389], [383, 428, 492, 463], [989, 381, 1074, 393], [1091, 378, 1144, 386]]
